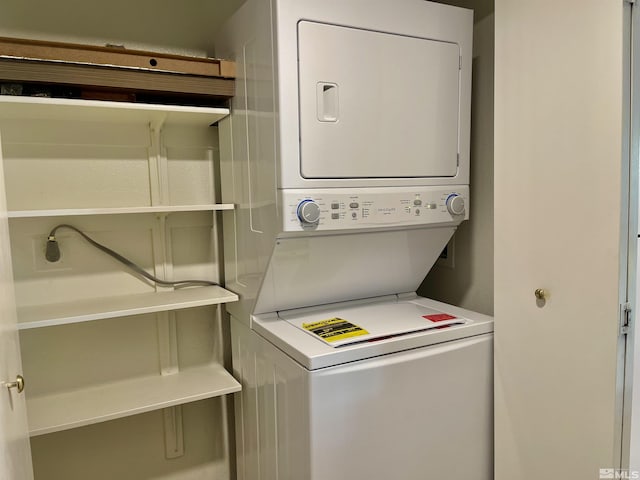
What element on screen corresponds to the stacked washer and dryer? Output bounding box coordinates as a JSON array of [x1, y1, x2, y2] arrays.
[[216, 0, 493, 479]]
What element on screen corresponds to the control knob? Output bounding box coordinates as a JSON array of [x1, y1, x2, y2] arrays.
[[446, 193, 465, 216], [297, 199, 321, 225]]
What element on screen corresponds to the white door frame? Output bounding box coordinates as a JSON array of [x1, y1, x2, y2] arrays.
[[0, 128, 34, 478], [621, 0, 640, 471]]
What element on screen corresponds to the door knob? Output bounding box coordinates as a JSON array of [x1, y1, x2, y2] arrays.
[[534, 288, 548, 300], [5, 375, 25, 394]]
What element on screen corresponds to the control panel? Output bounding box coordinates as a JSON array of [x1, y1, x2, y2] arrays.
[[280, 186, 469, 232]]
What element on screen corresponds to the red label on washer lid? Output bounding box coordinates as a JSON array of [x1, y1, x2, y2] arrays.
[[423, 313, 457, 322]]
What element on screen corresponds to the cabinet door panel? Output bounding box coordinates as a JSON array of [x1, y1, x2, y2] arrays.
[[494, 2, 625, 478], [0, 130, 34, 479]]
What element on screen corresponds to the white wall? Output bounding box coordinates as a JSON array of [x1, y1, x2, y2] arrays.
[[419, 12, 494, 316], [437, 0, 494, 22], [0, 0, 244, 57], [494, 1, 625, 479]]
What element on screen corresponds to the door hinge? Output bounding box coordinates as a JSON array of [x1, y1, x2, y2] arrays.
[[459, 55, 462, 70], [621, 302, 632, 335]]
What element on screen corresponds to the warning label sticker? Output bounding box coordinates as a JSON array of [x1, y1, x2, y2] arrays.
[[302, 317, 369, 343], [423, 313, 458, 323]]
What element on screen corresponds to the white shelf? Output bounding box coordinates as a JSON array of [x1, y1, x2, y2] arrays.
[[8, 203, 235, 218], [17, 285, 238, 330], [0, 96, 229, 126], [4, 94, 241, 444], [27, 364, 241, 437]]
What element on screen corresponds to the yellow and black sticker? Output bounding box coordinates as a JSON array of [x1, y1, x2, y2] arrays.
[[302, 317, 369, 343]]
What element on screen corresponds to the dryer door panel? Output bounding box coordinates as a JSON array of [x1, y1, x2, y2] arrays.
[[297, 21, 461, 179]]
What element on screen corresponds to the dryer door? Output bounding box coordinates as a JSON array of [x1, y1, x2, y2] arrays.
[[297, 21, 461, 179]]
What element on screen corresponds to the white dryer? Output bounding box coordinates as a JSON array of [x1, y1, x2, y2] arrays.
[[216, 0, 490, 478]]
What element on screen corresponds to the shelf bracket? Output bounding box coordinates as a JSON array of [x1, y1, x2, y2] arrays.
[[157, 311, 179, 375], [163, 406, 185, 459], [152, 213, 177, 373], [148, 119, 169, 207], [148, 185, 184, 458]]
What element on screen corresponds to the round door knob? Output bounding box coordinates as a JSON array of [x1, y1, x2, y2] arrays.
[[535, 288, 548, 300], [297, 200, 321, 225], [446, 194, 465, 216], [5, 374, 25, 394]]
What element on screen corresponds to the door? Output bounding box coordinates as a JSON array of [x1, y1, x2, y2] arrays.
[[297, 21, 461, 179], [624, 0, 640, 472], [0, 130, 34, 479], [494, 1, 627, 479]]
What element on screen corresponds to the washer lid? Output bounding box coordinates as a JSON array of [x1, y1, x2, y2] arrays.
[[281, 300, 465, 347], [251, 295, 494, 370]]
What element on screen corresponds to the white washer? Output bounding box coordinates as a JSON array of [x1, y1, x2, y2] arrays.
[[231, 294, 493, 480], [216, 1, 488, 478]]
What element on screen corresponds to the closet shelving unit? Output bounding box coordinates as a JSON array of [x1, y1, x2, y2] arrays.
[[0, 94, 240, 438]]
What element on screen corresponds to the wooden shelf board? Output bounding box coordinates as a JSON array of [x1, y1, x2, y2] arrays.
[[17, 286, 238, 330], [0, 58, 235, 99], [27, 364, 241, 437], [0, 95, 229, 126], [0, 37, 235, 79], [8, 203, 235, 218]]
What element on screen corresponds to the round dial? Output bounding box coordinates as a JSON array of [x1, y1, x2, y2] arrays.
[[446, 194, 465, 216], [297, 199, 321, 225]]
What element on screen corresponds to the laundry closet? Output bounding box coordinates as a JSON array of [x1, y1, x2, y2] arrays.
[[0, 0, 504, 479], [3, 1, 632, 480]]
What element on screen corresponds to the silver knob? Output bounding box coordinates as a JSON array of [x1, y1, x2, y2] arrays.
[[5, 375, 25, 394], [446, 194, 465, 216], [297, 200, 321, 225]]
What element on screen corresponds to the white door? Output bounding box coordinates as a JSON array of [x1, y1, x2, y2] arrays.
[[0, 130, 34, 479], [494, 1, 627, 478], [297, 21, 461, 179], [624, 1, 640, 471]]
